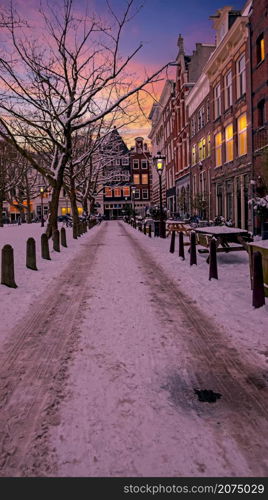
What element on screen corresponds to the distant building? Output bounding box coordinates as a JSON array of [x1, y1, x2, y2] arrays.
[[129, 137, 152, 217], [102, 127, 131, 220]]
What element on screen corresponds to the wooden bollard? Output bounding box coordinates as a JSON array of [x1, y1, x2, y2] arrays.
[[169, 231, 175, 253], [252, 251, 265, 308], [209, 237, 218, 280], [41, 233, 51, 260], [143, 224, 147, 235], [148, 225, 152, 238], [61, 227, 67, 248], [26, 237, 37, 270], [1, 244, 17, 288], [73, 224, 78, 239], [190, 231, 197, 266], [179, 231, 185, 260], [53, 229, 60, 252]]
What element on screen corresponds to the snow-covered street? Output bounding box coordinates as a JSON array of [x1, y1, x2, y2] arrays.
[[0, 221, 267, 477]]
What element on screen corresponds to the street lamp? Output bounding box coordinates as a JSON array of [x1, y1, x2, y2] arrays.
[[40, 187, 45, 227], [131, 186, 136, 227], [153, 151, 166, 238]]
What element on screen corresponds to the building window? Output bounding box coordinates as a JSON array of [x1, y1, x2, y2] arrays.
[[133, 174, 140, 184], [215, 132, 222, 166], [198, 109, 202, 131], [256, 33, 265, 64], [257, 99, 265, 127], [134, 189, 140, 199], [217, 184, 223, 215], [141, 160, 148, 169], [201, 106, 205, 128], [225, 70, 232, 109], [237, 54, 246, 98], [142, 189, 149, 199], [191, 118, 196, 137], [116, 159, 120, 165], [122, 157, 129, 165], [214, 83, 221, 118], [225, 124, 234, 162], [192, 144, 196, 164], [237, 113, 247, 156], [198, 138, 206, 161], [141, 174, 148, 184], [133, 159, 139, 169], [105, 187, 112, 197], [206, 100, 210, 122], [114, 188, 121, 197], [123, 186, 130, 197], [207, 134, 211, 157]]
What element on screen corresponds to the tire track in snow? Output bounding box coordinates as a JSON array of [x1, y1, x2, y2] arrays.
[[0, 224, 106, 476], [120, 222, 268, 476]]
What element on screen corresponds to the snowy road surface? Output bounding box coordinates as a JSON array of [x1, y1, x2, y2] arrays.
[[0, 221, 268, 477]]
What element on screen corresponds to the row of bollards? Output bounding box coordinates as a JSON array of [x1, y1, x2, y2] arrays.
[[1, 221, 94, 289], [125, 218, 266, 309]]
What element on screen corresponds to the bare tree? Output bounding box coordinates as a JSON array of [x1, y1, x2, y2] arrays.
[[0, 140, 26, 226], [0, 0, 171, 237]]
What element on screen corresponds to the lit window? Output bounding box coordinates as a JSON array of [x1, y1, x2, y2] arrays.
[[123, 186, 130, 197], [133, 174, 140, 184], [237, 114, 247, 156], [214, 83, 221, 118], [257, 34, 265, 64], [198, 138, 206, 161], [215, 132, 222, 166], [192, 145, 196, 164], [105, 187, 112, 197], [225, 70, 233, 109], [207, 134, 211, 157], [114, 188, 121, 197], [141, 174, 148, 184], [225, 124, 234, 162], [237, 54, 246, 98]]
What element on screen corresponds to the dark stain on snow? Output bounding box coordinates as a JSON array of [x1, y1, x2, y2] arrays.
[[194, 389, 222, 403]]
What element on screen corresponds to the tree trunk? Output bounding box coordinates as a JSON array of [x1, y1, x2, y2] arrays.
[[69, 181, 79, 239], [0, 196, 3, 227]]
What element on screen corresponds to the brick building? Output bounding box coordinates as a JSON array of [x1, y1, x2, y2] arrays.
[[186, 73, 213, 220], [129, 137, 152, 217], [174, 36, 215, 218], [250, 0, 268, 233], [204, 3, 252, 228]]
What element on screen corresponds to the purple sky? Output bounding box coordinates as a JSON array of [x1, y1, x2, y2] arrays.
[[87, 0, 244, 66]]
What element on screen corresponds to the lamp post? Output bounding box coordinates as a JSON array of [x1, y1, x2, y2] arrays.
[[40, 187, 44, 227], [153, 151, 166, 238], [131, 186, 136, 226]]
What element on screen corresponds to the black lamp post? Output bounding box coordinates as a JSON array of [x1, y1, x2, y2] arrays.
[[153, 151, 166, 238], [131, 186, 136, 226], [40, 187, 44, 227]]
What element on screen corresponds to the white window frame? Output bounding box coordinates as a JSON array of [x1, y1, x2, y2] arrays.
[[225, 70, 233, 109], [142, 189, 149, 199], [133, 159, 139, 169], [236, 54, 246, 99], [214, 83, 221, 118], [141, 160, 148, 169]]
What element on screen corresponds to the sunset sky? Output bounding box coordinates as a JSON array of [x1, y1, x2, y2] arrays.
[[2, 0, 245, 145]]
